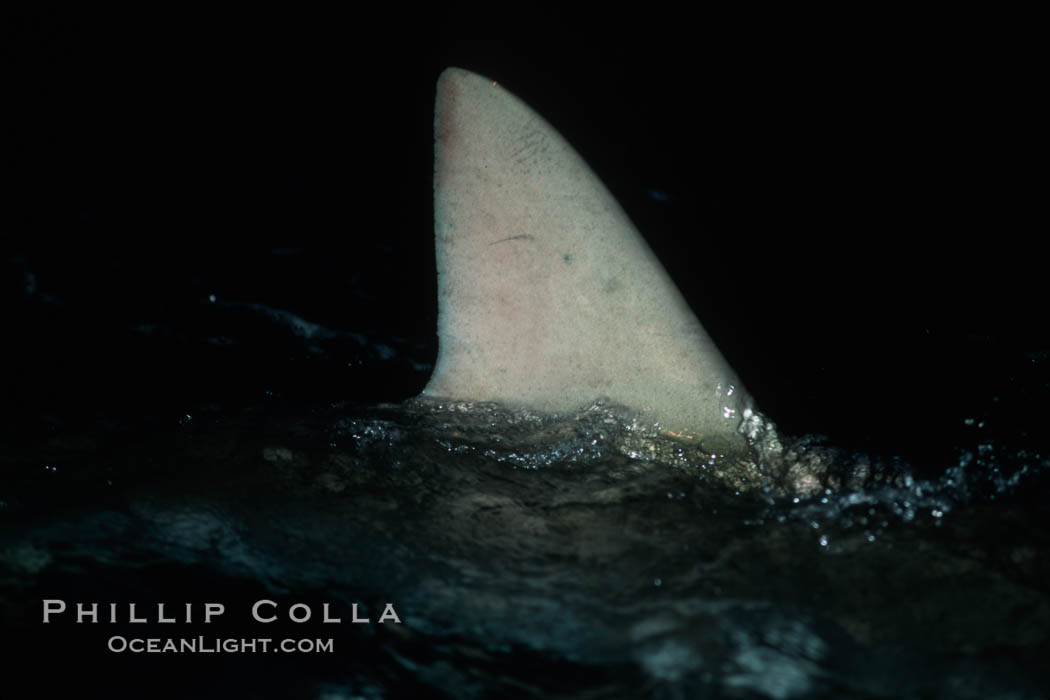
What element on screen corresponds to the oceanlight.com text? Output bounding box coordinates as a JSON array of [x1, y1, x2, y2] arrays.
[[106, 636, 334, 653]]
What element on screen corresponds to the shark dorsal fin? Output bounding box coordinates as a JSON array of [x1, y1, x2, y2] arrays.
[[423, 67, 754, 451]]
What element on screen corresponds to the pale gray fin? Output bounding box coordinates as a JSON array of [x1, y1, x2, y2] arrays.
[[423, 67, 755, 452]]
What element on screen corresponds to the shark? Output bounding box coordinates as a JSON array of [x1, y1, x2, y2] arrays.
[[420, 67, 764, 457], [4, 64, 1048, 700]]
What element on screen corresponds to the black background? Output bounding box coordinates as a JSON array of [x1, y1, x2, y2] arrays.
[[4, 14, 1045, 469]]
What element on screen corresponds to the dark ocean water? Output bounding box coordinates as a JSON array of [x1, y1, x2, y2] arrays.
[[3, 264, 1049, 698], [4, 19, 1047, 699]]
